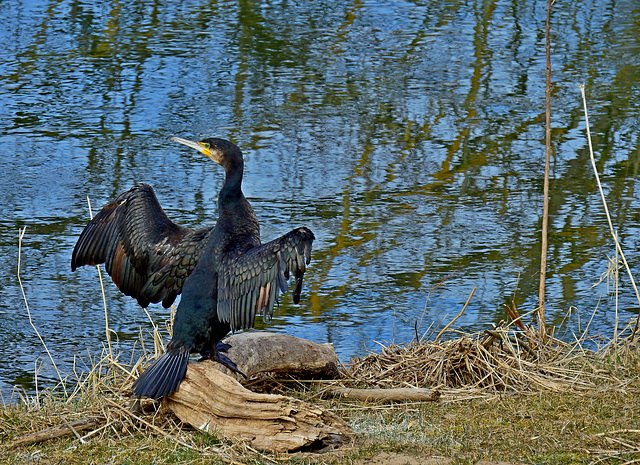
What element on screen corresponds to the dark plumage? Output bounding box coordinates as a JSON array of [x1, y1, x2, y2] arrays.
[[72, 137, 314, 399]]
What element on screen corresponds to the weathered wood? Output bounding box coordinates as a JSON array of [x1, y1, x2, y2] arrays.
[[220, 333, 340, 379], [11, 334, 348, 452], [167, 333, 350, 452], [326, 387, 441, 403], [10, 416, 105, 448], [167, 360, 351, 452]]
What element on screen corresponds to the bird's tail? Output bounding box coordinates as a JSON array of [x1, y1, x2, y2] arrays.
[[132, 347, 190, 400]]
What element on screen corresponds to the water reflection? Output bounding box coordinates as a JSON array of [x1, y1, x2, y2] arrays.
[[1, 0, 640, 396]]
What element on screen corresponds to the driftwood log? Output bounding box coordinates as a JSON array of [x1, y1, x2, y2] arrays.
[[9, 334, 443, 450], [216, 332, 341, 379], [166, 333, 352, 452], [326, 387, 440, 402], [9, 416, 105, 448]]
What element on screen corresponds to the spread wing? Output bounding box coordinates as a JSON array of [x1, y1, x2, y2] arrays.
[[216, 227, 315, 332], [71, 183, 213, 308]]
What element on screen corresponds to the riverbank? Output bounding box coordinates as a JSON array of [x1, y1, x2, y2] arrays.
[[2, 321, 639, 465]]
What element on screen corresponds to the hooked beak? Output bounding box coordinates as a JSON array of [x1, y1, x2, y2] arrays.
[[171, 137, 223, 164]]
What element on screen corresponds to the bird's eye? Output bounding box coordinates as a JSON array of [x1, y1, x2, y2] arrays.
[[201, 142, 211, 149]]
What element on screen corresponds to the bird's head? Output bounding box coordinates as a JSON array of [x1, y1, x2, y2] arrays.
[[171, 136, 242, 168]]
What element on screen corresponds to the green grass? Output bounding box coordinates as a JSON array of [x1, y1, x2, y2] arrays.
[[4, 373, 639, 465], [3, 314, 640, 465]]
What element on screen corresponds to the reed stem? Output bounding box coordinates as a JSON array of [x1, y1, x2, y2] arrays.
[[579, 85, 640, 338]]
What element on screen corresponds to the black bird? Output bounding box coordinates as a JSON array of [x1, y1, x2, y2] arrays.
[[71, 137, 314, 399]]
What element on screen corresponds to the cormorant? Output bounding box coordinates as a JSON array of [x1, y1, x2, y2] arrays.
[[71, 137, 314, 399]]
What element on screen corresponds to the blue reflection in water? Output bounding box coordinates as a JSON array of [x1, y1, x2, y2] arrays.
[[0, 0, 640, 397]]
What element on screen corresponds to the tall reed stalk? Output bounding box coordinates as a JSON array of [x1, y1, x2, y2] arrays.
[[538, 0, 554, 340], [18, 227, 67, 399], [579, 85, 640, 339], [86, 196, 115, 362]]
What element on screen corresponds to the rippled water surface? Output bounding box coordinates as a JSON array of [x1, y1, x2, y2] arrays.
[[1, 0, 640, 397]]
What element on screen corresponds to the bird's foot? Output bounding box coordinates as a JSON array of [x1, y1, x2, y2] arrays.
[[216, 341, 232, 353], [214, 352, 246, 378], [198, 347, 246, 378]]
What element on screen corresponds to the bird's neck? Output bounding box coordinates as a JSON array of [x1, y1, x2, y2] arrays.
[[217, 178, 259, 244], [216, 157, 259, 240], [217, 160, 254, 224], [218, 159, 244, 201]]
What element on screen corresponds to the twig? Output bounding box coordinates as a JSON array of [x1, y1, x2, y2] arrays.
[[538, 0, 555, 341], [326, 386, 440, 402], [142, 306, 165, 357], [593, 429, 640, 437], [614, 232, 620, 346], [59, 415, 87, 444], [416, 271, 456, 339], [503, 304, 525, 331], [9, 416, 105, 448], [435, 287, 475, 342]]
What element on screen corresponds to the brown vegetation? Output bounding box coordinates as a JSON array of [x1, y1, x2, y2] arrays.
[[3, 312, 640, 464]]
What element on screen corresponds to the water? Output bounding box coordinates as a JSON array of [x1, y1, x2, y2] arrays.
[[1, 0, 640, 398]]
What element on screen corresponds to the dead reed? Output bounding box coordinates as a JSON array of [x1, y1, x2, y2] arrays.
[[6, 258, 640, 465], [343, 320, 639, 397]]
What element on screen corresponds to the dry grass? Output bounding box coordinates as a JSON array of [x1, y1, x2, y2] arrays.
[[6, 184, 640, 464], [332, 325, 640, 465], [5, 241, 640, 464], [0, 341, 250, 464], [344, 324, 639, 396], [3, 257, 639, 463], [2, 312, 640, 465]]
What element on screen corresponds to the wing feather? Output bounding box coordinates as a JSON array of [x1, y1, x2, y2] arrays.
[[265, 277, 279, 322], [71, 184, 213, 308], [216, 226, 314, 332]]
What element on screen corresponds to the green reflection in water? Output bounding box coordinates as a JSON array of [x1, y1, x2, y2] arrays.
[[1, 0, 640, 395]]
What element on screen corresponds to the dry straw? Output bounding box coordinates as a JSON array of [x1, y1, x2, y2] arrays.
[[345, 323, 607, 397], [86, 196, 115, 362]]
